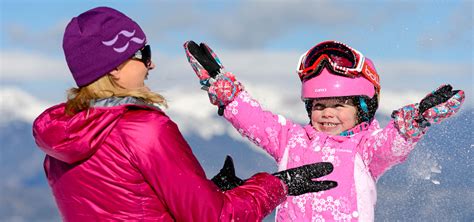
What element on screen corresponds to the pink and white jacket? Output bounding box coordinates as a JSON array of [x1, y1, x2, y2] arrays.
[[223, 91, 420, 222]]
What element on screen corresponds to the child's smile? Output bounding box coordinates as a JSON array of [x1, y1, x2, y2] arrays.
[[310, 97, 358, 135]]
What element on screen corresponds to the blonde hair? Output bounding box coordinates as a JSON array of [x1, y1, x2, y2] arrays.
[[65, 74, 167, 115]]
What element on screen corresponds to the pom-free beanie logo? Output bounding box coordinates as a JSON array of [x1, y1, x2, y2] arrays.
[[101, 29, 145, 53]]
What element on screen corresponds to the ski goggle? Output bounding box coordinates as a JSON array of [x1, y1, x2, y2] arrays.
[[296, 41, 380, 91], [132, 45, 152, 68]]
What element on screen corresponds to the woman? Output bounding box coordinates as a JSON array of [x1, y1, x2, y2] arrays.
[[32, 7, 336, 221]]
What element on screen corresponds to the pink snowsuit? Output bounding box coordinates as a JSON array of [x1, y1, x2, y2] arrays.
[[223, 91, 420, 221]]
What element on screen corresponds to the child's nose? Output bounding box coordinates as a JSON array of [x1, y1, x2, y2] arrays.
[[321, 108, 336, 117]]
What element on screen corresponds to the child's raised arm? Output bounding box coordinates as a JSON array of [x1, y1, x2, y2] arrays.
[[391, 84, 464, 140], [366, 84, 465, 179], [183, 40, 295, 162]]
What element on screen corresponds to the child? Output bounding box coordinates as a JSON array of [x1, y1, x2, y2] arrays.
[[31, 7, 337, 221], [184, 40, 465, 221]]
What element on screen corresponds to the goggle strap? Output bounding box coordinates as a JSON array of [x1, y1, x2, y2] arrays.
[[361, 62, 380, 91], [354, 50, 365, 72], [296, 51, 308, 79]]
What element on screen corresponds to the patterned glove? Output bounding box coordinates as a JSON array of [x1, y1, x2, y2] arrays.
[[392, 84, 465, 140], [211, 155, 244, 191], [184, 41, 243, 115]]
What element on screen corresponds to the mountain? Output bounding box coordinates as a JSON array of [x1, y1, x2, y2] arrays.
[[0, 120, 61, 221], [0, 88, 472, 221]]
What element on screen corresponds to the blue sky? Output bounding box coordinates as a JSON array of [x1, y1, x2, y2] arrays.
[[2, 1, 471, 56], [1, 0, 472, 129]]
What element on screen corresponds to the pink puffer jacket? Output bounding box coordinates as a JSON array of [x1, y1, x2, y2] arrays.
[[32, 97, 287, 221], [224, 91, 420, 222]]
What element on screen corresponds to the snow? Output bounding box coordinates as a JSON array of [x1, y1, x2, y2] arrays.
[[408, 150, 443, 185]]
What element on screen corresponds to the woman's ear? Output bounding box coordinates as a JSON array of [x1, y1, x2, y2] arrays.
[[109, 68, 121, 80]]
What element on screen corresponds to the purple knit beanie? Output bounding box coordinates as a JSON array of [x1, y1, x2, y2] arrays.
[[63, 7, 147, 87]]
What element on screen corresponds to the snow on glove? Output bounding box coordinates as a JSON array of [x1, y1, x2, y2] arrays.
[[212, 155, 337, 195], [392, 84, 465, 140], [184, 41, 243, 116], [211, 155, 244, 191], [272, 162, 337, 196]]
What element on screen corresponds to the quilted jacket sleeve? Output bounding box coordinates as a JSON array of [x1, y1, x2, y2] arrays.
[[129, 110, 287, 221], [223, 91, 294, 162], [363, 120, 420, 180]]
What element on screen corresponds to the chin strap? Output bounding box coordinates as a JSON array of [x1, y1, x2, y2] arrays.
[[339, 122, 370, 136]]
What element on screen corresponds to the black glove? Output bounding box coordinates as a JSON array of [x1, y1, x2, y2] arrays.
[[211, 155, 244, 191], [186, 41, 222, 78], [418, 84, 460, 115], [212, 155, 337, 196], [273, 162, 337, 196]]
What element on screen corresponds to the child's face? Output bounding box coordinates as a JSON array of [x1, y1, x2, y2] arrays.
[[310, 97, 358, 135]]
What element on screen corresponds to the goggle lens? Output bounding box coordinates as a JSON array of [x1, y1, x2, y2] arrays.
[[304, 43, 355, 69]]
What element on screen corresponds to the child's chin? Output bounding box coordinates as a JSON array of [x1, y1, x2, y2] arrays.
[[325, 130, 341, 136], [318, 128, 342, 135]]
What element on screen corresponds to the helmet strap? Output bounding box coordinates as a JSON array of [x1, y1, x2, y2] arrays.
[[358, 97, 370, 123], [359, 97, 369, 113], [339, 121, 370, 136]]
